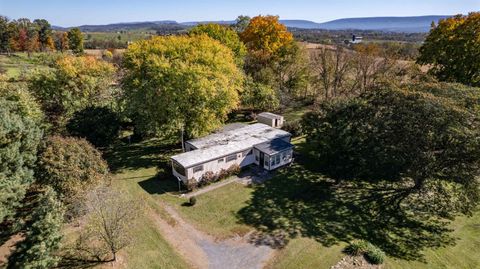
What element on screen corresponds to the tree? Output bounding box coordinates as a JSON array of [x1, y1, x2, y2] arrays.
[[352, 43, 396, 93], [54, 32, 69, 52], [122, 35, 244, 138], [64, 187, 141, 263], [33, 19, 53, 51], [0, 98, 42, 223], [0, 80, 44, 125], [271, 42, 311, 102], [240, 16, 310, 105], [7, 187, 65, 269], [311, 46, 353, 100], [28, 55, 115, 129], [36, 136, 110, 204], [241, 77, 279, 112], [67, 106, 121, 147], [417, 12, 480, 86], [240, 15, 293, 59], [302, 82, 480, 217], [188, 23, 246, 66], [232, 15, 251, 32], [0, 16, 12, 53], [8, 18, 40, 54], [67, 27, 84, 54]]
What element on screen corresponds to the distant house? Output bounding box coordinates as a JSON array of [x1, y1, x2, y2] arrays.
[[257, 112, 284, 128], [345, 34, 363, 44], [352, 34, 363, 44], [171, 114, 293, 183]]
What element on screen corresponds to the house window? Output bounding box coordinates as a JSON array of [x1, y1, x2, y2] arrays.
[[226, 154, 237, 162], [242, 150, 253, 157], [192, 165, 203, 173], [218, 158, 224, 163], [270, 158, 275, 166], [264, 159, 269, 167], [173, 162, 186, 176], [275, 154, 281, 165]]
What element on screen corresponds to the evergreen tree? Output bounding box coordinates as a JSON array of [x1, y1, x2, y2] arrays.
[[0, 98, 42, 223], [7, 187, 65, 269]]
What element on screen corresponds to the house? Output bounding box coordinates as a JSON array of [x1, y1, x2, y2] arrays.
[[344, 34, 363, 45], [257, 112, 284, 128], [351, 34, 363, 44], [171, 121, 294, 183]]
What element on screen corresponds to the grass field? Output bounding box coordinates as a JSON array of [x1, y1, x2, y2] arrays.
[[0, 53, 55, 80], [105, 135, 480, 269]]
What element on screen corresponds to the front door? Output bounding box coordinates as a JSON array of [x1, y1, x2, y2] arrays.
[[259, 152, 265, 169]]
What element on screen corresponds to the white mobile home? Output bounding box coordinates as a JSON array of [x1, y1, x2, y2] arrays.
[[171, 123, 293, 183]]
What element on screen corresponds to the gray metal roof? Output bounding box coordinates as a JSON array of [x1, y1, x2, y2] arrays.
[[254, 138, 294, 155], [258, 112, 283, 119], [171, 123, 291, 168]]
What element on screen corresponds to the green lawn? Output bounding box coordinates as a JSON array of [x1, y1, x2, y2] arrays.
[[386, 213, 480, 269], [0, 53, 55, 80], [105, 140, 189, 269], [282, 105, 312, 122], [105, 137, 480, 269], [160, 182, 254, 239]]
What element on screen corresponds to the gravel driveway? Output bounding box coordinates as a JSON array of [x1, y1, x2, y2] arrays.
[[152, 204, 274, 269]]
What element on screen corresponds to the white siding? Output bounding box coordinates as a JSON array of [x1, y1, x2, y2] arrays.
[[257, 115, 284, 128], [186, 148, 256, 181], [257, 116, 274, 127]]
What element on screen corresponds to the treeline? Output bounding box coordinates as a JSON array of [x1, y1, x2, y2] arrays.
[[0, 16, 84, 54], [291, 28, 427, 43]]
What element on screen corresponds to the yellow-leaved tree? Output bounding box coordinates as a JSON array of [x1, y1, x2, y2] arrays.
[[122, 35, 244, 139], [240, 15, 293, 58], [417, 12, 480, 86], [28, 55, 116, 130]]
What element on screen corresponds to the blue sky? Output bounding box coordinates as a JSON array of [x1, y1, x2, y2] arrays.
[[1, 0, 478, 27]]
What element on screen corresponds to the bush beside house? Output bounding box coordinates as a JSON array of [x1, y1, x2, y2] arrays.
[[185, 164, 241, 191]]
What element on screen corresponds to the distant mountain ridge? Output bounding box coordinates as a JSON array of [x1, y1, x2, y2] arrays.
[[53, 15, 452, 33]]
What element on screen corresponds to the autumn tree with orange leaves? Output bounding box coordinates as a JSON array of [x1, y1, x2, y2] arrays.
[[240, 15, 310, 104]]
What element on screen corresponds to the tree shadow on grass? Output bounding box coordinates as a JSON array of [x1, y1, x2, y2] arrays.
[[237, 163, 455, 261], [104, 138, 181, 173], [137, 175, 181, 195]]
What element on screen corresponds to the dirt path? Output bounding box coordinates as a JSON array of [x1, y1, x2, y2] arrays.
[[150, 203, 274, 269]]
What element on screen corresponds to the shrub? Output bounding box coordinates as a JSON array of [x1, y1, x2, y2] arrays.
[[344, 240, 385, 265], [185, 178, 197, 192], [227, 164, 241, 176], [364, 245, 386, 264], [201, 171, 216, 184], [67, 106, 121, 147], [184, 165, 241, 192], [218, 169, 229, 180], [344, 240, 368, 256], [282, 120, 303, 137], [36, 136, 110, 204], [189, 196, 197, 206]]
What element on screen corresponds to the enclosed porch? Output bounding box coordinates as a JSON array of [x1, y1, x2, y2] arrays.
[[253, 138, 294, 171]]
